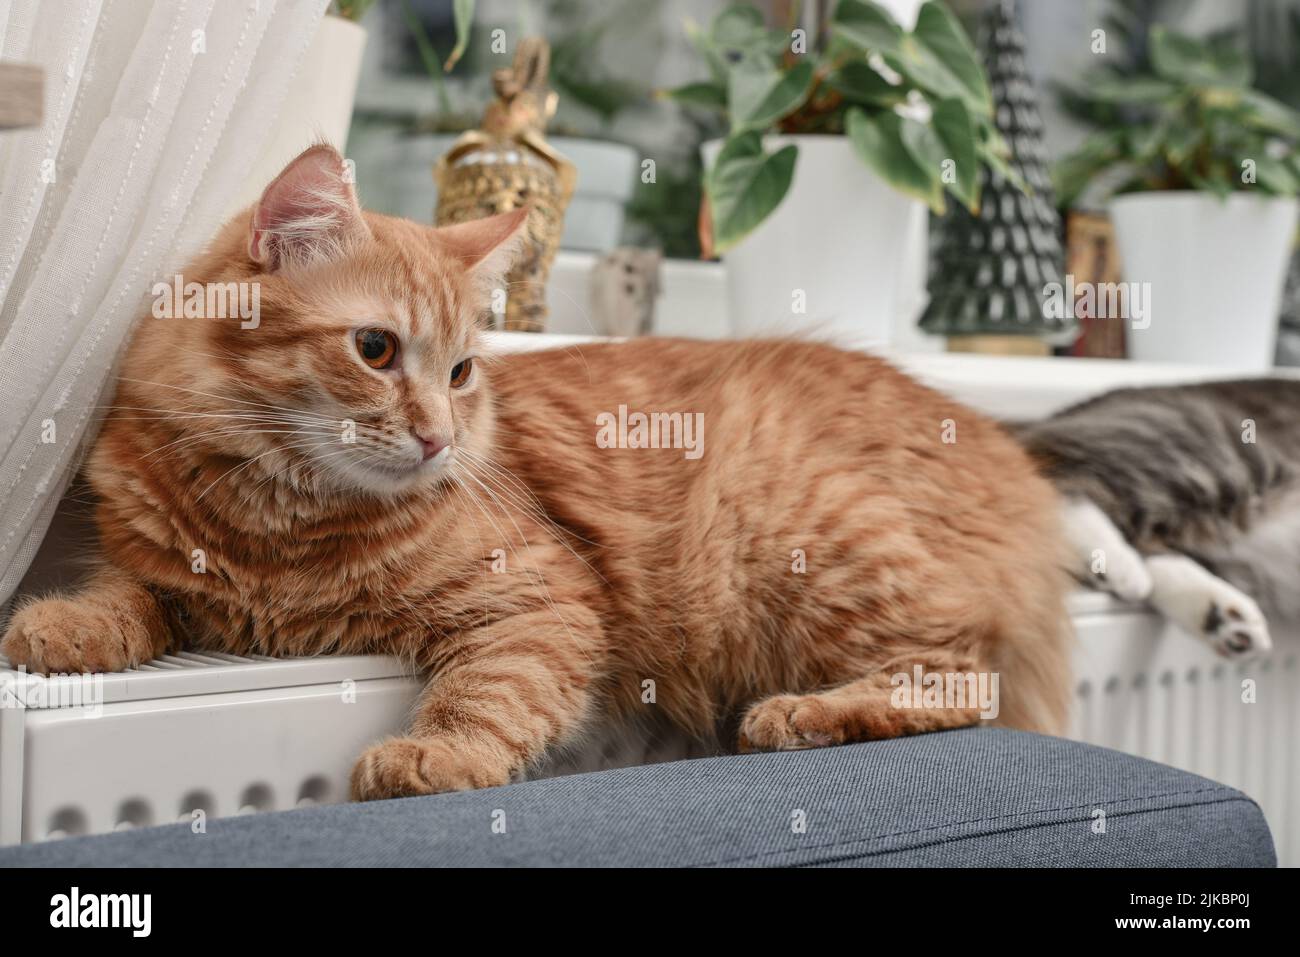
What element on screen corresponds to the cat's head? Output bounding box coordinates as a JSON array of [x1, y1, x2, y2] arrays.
[[131, 144, 526, 499]]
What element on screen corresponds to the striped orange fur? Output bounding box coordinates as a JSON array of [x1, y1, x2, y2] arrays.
[[1, 146, 1072, 800]]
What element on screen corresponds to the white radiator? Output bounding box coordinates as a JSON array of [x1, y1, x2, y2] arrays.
[[0, 652, 421, 845], [1068, 591, 1298, 867], [1, 595, 1294, 864]]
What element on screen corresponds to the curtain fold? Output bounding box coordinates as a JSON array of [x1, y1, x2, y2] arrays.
[[0, 0, 330, 604]]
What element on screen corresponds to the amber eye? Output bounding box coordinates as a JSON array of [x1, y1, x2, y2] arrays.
[[449, 357, 474, 388], [355, 329, 397, 369]]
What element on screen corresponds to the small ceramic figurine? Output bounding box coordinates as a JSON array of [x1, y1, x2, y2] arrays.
[[590, 247, 662, 338], [434, 38, 576, 332]]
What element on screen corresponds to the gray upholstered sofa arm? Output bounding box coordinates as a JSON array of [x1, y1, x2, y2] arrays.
[[0, 728, 1274, 867]]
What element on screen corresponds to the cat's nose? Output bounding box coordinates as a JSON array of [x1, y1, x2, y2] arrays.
[[413, 430, 449, 461]]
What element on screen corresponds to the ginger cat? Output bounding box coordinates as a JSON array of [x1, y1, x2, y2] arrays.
[[1, 146, 1071, 800]]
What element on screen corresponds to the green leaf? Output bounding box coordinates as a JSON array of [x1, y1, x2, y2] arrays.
[[685, 17, 729, 85], [830, 0, 905, 56], [402, 0, 443, 79], [897, 1, 992, 117], [1083, 75, 1182, 105], [1150, 27, 1211, 83], [898, 115, 949, 204], [846, 107, 944, 213], [1162, 124, 1203, 166], [706, 132, 799, 251], [1123, 116, 1195, 167], [977, 136, 1026, 193], [707, 4, 787, 61], [663, 81, 728, 111], [728, 57, 815, 131], [1053, 130, 1124, 207], [711, 3, 766, 47], [1187, 168, 1233, 199], [1206, 48, 1252, 88], [443, 0, 475, 72], [930, 97, 981, 211], [1150, 26, 1251, 88], [1252, 156, 1299, 195], [1124, 123, 1162, 162], [400, 0, 452, 113], [707, 128, 763, 172], [828, 60, 905, 106], [1238, 89, 1300, 138]]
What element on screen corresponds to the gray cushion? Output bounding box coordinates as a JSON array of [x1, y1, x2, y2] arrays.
[[0, 728, 1275, 867]]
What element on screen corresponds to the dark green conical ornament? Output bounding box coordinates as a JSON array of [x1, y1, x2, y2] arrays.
[[919, 0, 1072, 353]]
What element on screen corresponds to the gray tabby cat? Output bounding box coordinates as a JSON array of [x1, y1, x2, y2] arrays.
[[1015, 378, 1300, 659]]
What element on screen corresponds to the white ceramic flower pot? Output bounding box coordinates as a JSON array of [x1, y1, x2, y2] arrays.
[[232, 15, 367, 211], [1110, 192, 1299, 371], [551, 137, 639, 252], [703, 135, 927, 349]]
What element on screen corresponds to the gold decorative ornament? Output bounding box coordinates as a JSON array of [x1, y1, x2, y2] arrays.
[[434, 38, 576, 332]]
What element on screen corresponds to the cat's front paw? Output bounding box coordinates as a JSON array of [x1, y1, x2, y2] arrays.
[[1200, 591, 1272, 659], [738, 694, 842, 752], [1093, 545, 1154, 603], [1146, 555, 1273, 660], [1, 598, 132, 674], [1061, 496, 1153, 602], [350, 736, 513, 801]]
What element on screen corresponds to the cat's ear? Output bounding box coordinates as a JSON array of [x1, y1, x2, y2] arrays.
[[432, 207, 529, 294], [248, 144, 369, 272]]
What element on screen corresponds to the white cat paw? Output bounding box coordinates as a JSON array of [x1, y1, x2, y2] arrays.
[[1094, 542, 1154, 602], [1200, 590, 1272, 659], [1060, 496, 1152, 602], [1145, 554, 1273, 660]]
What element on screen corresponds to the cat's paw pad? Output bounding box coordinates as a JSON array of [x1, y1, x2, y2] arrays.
[[350, 737, 511, 802], [739, 694, 841, 753], [0, 599, 130, 674], [1147, 555, 1273, 660], [1203, 595, 1272, 660]]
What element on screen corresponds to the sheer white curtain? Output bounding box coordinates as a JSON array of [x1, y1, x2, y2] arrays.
[[0, 0, 329, 604]]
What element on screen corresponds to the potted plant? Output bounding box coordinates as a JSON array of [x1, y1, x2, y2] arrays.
[[234, 2, 372, 210], [1056, 25, 1300, 371], [668, 0, 1013, 346]]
